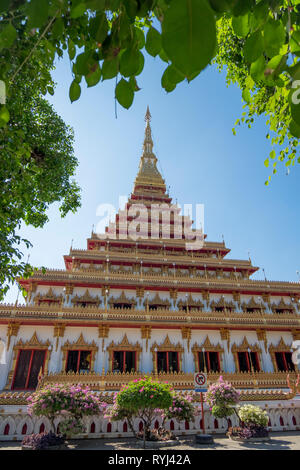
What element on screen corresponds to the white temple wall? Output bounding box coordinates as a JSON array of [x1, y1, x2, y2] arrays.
[[1, 399, 299, 441]]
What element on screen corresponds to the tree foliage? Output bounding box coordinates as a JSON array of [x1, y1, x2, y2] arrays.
[[0, 22, 80, 300], [1, 0, 300, 179], [1, 0, 300, 296]]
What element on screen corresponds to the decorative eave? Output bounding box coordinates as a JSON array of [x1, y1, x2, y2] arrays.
[[71, 289, 101, 305], [231, 336, 261, 353], [191, 336, 224, 353], [268, 337, 292, 353], [108, 291, 137, 306]]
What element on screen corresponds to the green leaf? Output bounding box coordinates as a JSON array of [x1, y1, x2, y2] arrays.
[[69, 80, 81, 102], [231, 14, 249, 38], [52, 18, 64, 39], [289, 119, 300, 138], [26, 0, 49, 28], [102, 56, 119, 80], [161, 0, 216, 79], [134, 27, 145, 50], [85, 64, 101, 87], [70, 2, 86, 19], [264, 158, 269, 168], [0, 105, 9, 123], [68, 39, 76, 61], [250, 55, 265, 82], [263, 19, 286, 58], [289, 88, 300, 127], [161, 64, 185, 92], [269, 149, 276, 160], [242, 88, 251, 103], [119, 47, 142, 77], [231, 0, 253, 16], [115, 78, 134, 109], [75, 51, 97, 76], [89, 13, 109, 44], [243, 31, 264, 64], [0, 23, 17, 50], [145, 27, 162, 57]]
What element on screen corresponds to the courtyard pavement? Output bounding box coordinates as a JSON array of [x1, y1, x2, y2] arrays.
[[0, 431, 300, 450]]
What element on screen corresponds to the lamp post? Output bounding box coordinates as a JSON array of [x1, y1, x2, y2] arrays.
[[106, 257, 109, 273], [146, 291, 149, 313]]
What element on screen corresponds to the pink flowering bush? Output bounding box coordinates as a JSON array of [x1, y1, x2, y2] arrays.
[[106, 377, 172, 442], [205, 376, 240, 422], [162, 393, 196, 424], [27, 384, 106, 435]]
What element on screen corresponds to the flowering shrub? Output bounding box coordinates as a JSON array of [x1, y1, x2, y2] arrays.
[[58, 416, 86, 437], [27, 384, 106, 435], [22, 431, 65, 450], [107, 377, 173, 442], [162, 393, 196, 424], [205, 376, 240, 424], [238, 405, 269, 428]]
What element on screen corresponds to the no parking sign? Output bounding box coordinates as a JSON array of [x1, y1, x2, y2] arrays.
[[194, 372, 207, 392]]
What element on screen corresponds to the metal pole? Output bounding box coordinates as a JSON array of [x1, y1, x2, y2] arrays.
[[200, 392, 205, 435]]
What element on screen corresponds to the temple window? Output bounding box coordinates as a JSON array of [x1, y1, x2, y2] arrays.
[[274, 352, 295, 372], [12, 349, 46, 390], [197, 351, 220, 372], [107, 335, 142, 372], [61, 334, 98, 373], [66, 350, 91, 373], [112, 351, 136, 372], [237, 351, 260, 372], [268, 338, 296, 372], [157, 351, 179, 373]]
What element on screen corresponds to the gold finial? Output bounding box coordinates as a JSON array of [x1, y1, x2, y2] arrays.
[[145, 105, 151, 123]]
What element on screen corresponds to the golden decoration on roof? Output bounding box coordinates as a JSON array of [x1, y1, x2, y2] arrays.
[[71, 289, 101, 306]]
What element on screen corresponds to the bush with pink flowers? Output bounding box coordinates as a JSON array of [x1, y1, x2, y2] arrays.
[[27, 383, 106, 436], [205, 376, 240, 422], [105, 377, 172, 443], [162, 393, 198, 424]]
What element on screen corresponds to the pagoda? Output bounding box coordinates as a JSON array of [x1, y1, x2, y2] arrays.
[[1, 108, 300, 438]]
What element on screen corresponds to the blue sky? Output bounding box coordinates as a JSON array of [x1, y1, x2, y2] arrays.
[[4, 51, 300, 303]]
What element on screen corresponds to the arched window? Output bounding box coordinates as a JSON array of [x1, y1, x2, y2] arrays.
[[123, 422, 128, 432], [170, 420, 174, 431], [107, 422, 112, 433], [214, 419, 219, 429], [154, 420, 159, 429], [4, 424, 9, 435], [268, 418, 271, 427], [21, 423, 27, 435], [139, 421, 143, 432], [228, 419, 232, 428], [39, 423, 45, 433], [292, 416, 297, 426], [90, 422, 96, 433], [185, 421, 189, 430], [200, 419, 203, 430]]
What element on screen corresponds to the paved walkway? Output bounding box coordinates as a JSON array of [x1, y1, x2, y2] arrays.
[[1, 432, 300, 450]]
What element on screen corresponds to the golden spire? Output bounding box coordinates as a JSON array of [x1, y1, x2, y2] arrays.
[[134, 106, 166, 190]]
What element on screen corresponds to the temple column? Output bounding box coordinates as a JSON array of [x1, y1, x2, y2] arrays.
[[181, 327, 194, 373], [256, 329, 273, 372], [98, 325, 109, 373], [220, 328, 234, 372], [140, 326, 152, 372], [50, 323, 66, 373]]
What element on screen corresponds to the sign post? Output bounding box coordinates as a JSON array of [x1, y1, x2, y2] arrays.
[[194, 372, 207, 435]]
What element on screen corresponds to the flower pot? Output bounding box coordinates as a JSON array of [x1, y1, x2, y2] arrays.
[[135, 438, 179, 449], [22, 444, 68, 450]]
